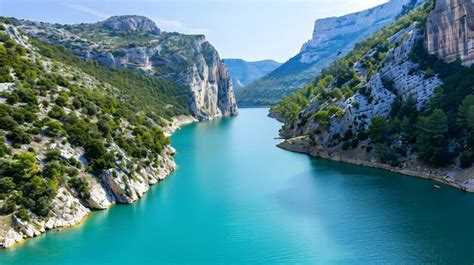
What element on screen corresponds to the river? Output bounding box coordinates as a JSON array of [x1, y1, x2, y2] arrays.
[[1, 108, 474, 264]]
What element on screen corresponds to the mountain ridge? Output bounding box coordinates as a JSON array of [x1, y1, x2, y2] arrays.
[[237, 0, 423, 107]]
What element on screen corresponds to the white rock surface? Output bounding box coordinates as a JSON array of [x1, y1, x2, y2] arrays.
[[300, 0, 423, 64]]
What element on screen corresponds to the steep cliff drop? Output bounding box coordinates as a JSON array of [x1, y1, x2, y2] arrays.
[[425, 0, 474, 66], [19, 15, 238, 120]]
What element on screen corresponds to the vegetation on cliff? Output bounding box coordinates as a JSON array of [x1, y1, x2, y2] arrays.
[[272, 0, 474, 169], [0, 20, 184, 222]]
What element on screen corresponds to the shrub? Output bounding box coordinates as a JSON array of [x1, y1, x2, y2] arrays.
[[6, 127, 31, 145]]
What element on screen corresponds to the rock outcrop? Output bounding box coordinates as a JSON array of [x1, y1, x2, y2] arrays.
[[187, 41, 238, 119], [102, 15, 161, 35], [1, 188, 91, 248], [300, 0, 423, 64], [425, 0, 474, 66], [284, 26, 442, 143], [18, 15, 238, 120]]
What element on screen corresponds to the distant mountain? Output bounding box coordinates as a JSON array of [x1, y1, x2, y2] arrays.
[[237, 0, 423, 107], [223, 59, 281, 90]]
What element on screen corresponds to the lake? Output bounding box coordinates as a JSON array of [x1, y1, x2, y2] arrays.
[[1, 108, 473, 264]]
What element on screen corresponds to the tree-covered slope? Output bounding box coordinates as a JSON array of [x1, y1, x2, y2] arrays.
[[272, 0, 474, 190], [0, 19, 188, 247]]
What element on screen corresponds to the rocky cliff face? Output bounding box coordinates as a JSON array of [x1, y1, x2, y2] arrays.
[[273, 2, 474, 193], [18, 16, 237, 120], [186, 41, 238, 119], [425, 0, 474, 66], [283, 26, 441, 143], [300, 0, 423, 64], [237, 0, 422, 107]]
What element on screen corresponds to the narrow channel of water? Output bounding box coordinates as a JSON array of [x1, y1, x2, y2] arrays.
[[1, 108, 473, 264]]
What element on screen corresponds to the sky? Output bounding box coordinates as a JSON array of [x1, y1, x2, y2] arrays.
[[0, 0, 389, 62]]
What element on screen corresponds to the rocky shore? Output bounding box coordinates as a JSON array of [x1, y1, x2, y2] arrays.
[[0, 119, 193, 249], [278, 137, 474, 193]]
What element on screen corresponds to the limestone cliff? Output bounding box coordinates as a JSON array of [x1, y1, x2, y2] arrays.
[[300, 0, 423, 64], [273, 2, 474, 192], [237, 0, 422, 107], [18, 15, 238, 120], [425, 0, 474, 66]]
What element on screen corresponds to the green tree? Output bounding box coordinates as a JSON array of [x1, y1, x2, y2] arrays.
[[416, 109, 450, 165], [368, 116, 390, 144], [467, 106, 474, 131], [457, 95, 474, 127]]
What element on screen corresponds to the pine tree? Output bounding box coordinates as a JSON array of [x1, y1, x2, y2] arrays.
[[416, 109, 450, 165]]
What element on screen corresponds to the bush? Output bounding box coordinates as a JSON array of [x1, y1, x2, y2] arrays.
[[44, 120, 64, 137], [6, 127, 31, 145], [45, 149, 62, 162], [69, 177, 91, 199], [15, 208, 30, 221], [55, 96, 68, 107]]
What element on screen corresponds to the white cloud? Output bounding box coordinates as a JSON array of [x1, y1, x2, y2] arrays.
[[152, 17, 209, 34], [62, 3, 110, 18]]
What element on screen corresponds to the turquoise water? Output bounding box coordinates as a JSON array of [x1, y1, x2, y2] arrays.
[[1, 108, 474, 264]]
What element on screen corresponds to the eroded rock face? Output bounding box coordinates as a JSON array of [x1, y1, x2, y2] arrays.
[[102, 15, 161, 35], [1, 188, 90, 248], [300, 0, 423, 64], [18, 16, 238, 120], [425, 0, 474, 66], [282, 27, 443, 154], [237, 0, 423, 107], [188, 44, 238, 119]]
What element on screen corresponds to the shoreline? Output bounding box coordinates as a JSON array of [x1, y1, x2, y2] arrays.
[[0, 115, 199, 249], [277, 137, 474, 193], [164, 115, 198, 136]]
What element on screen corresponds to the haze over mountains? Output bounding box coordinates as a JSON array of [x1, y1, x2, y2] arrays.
[[223, 59, 281, 91], [236, 0, 423, 107]]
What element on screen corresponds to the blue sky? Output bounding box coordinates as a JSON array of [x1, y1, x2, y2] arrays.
[[0, 0, 388, 62]]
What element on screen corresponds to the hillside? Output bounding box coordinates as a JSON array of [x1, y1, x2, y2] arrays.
[[271, 0, 474, 191], [237, 0, 422, 107], [0, 15, 231, 247], [223, 59, 281, 91], [16, 16, 238, 120]]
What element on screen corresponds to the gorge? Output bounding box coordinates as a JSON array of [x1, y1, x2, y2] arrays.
[[1, 0, 474, 263], [1, 109, 474, 264]]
